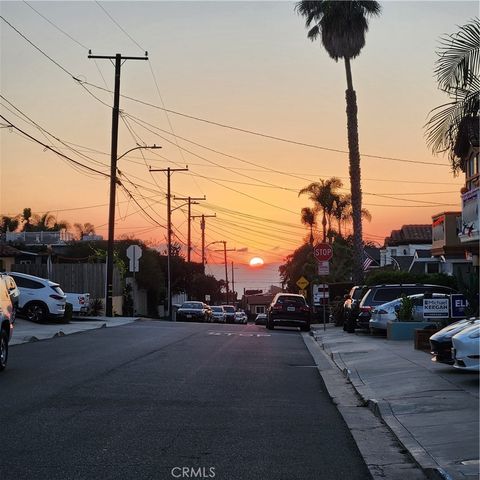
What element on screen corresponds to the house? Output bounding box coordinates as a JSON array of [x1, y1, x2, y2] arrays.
[[380, 225, 432, 268], [455, 116, 479, 269], [243, 293, 275, 317]]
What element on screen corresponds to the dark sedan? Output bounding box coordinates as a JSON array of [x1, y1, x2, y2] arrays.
[[176, 302, 212, 323], [429, 318, 479, 364], [266, 293, 311, 332]]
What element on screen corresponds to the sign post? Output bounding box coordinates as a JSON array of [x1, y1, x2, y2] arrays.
[[313, 243, 333, 331]]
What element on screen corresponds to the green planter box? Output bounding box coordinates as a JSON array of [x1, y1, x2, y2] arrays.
[[387, 321, 437, 341]]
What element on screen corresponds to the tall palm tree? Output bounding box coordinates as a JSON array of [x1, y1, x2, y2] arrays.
[[21, 208, 33, 232], [333, 194, 372, 237], [74, 222, 96, 240], [301, 207, 316, 244], [295, 0, 381, 283], [1, 215, 19, 233], [299, 176, 342, 242], [425, 18, 479, 173]]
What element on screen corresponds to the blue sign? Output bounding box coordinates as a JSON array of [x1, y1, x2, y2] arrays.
[[451, 294, 469, 318]]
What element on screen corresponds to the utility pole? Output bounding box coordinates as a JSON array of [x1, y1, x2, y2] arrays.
[[173, 195, 206, 262], [231, 261, 235, 304], [213, 241, 235, 304], [191, 213, 216, 268], [88, 51, 148, 317], [150, 166, 188, 321]]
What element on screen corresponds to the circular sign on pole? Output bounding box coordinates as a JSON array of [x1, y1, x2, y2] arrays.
[[313, 243, 333, 262]]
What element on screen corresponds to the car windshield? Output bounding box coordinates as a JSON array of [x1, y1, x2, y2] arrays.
[[180, 302, 203, 309], [224, 306, 235, 313], [211, 306, 223, 312], [276, 296, 305, 305]]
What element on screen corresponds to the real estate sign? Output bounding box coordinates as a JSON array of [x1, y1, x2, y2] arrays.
[[423, 298, 449, 318]]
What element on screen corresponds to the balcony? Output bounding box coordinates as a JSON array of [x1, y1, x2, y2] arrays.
[[6, 230, 74, 245]]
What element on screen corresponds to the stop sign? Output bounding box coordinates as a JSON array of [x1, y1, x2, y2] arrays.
[[313, 243, 333, 262]]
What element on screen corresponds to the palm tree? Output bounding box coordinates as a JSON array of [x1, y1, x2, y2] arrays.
[[1, 215, 19, 233], [295, 0, 381, 283], [299, 177, 342, 242], [21, 208, 33, 232], [333, 193, 372, 237], [301, 207, 316, 244], [74, 222, 96, 240], [425, 18, 479, 173]]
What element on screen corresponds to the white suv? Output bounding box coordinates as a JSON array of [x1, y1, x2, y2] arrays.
[[8, 272, 66, 323]]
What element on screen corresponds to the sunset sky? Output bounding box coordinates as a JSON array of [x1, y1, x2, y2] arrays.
[[0, 1, 476, 292]]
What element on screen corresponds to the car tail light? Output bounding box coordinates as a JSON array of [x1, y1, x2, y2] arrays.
[[50, 294, 65, 301]]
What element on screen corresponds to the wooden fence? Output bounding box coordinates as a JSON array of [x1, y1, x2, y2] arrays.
[[11, 263, 123, 297]]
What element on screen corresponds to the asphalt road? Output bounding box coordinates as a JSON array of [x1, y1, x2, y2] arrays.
[[0, 321, 372, 480]]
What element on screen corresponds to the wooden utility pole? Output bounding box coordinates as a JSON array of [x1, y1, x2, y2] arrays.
[[191, 213, 216, 268], [173, 195, 206, 262], [150, 166, 188, 320], [213, 241, 235, 304], [88, 51, 148, 317]]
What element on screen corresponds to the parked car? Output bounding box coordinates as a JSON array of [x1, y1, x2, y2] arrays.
[[357, 284, 455, 329], [65, 292, 90, 315], [255, 313, 267, 325], [8, 272, 66, 323], [210, 305, 226, 323], [430, 318, 480, 365], [369, 293, 452, 333], [267, 293, 311, 331], [234, 310, 248, 324], [176, 301, 212, 322], [0, 274, 16, 371], [223, 305, 236, 324], [452, 322, 480, 371]]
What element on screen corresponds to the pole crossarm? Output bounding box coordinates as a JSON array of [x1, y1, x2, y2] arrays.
[[191, 214, 216, 268]]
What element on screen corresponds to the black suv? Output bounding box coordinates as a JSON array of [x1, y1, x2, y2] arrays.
[[356, 284, 456, 329], [267, 293, 311, 332]]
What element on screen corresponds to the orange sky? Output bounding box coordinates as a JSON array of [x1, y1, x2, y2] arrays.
[[1, 1, 474, 284]]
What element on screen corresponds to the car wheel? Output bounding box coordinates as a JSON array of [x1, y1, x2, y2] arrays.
[[266, 319, 274, 330], [0, 329, 8, 371], [25, 302, 48, 323]]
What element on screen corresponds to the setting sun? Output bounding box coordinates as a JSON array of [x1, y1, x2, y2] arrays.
[[249, 257, 265, 267]]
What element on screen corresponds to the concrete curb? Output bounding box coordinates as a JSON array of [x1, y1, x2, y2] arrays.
[[310, 328, 454, 480]]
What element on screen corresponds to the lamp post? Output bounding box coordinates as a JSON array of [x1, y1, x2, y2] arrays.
[[104, 144, 161, 317], [207, 240, 235, 304]]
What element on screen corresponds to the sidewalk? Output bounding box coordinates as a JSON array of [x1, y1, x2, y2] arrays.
[[312, 324, 479, 480], [10, 316, 138, 346]]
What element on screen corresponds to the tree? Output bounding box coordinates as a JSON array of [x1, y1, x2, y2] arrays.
[[300, 207, 316, 245], [425, 18, 479, 173], [295, 0, 381, 283], [74, 222, 96, 240], [298, 177, 342, 242], [332, 193, 372, 237], [1, 215, 19, 233], [21, 208, 33, 232]]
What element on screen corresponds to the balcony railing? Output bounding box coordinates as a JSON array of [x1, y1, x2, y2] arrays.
[[6, 230, 74, 245]]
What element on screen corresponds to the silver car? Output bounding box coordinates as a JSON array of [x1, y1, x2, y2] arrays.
[[370, 293, 451, 332], [211, 305, 226, 323]]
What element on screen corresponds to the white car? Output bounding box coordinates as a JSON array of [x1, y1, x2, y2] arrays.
[[235, 310, 248, 324], [65, 292, 90, 315], [452, 323, 480, 371], [8, 272, 66, 323], [369, 293, 451, 332], [210, 305, 226, 323]]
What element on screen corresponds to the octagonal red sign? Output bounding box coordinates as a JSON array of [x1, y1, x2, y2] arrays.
[[313, 243, 333, 262]]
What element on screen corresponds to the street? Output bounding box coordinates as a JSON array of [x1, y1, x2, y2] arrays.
[[0, 321, 372, 480]]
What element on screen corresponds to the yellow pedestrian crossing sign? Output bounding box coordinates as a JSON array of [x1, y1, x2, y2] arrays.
[[296, 276, 309, 290]]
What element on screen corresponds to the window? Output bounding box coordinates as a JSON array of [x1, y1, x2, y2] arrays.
[[255, 306, 265, 314], [391, 249, 397, 257], [10, 275, 43, 289], [427, 263, 440, 274]]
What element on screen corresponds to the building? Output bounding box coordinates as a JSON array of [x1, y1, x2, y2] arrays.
[[455, 116, 479, 270], [380, 225, 432, 268]]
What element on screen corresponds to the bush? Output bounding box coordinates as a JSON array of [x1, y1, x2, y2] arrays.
[[89, 298, 104, 316], [396, 295, 414, 321]]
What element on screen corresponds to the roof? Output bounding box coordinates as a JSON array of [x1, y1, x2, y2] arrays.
[[364, 246, 381, 264], [0, 244, 23, 257], [245, 293, 274, 305], [384, 225, 432, 246], [391, 255, 414, 271]]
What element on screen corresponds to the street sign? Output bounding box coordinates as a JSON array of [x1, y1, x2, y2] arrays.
[[126, 244, 142, 273], [313, 243, 333, 262], [205, 294, 211, 302], [451, 294, 469, 318], [317, 261, 329, 275], [296, 276, 309, 290], [313, 283, 329, 306], [423, 298, 449, 318]]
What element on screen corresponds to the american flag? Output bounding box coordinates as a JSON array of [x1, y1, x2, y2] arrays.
[[363, 256, 374, 271]]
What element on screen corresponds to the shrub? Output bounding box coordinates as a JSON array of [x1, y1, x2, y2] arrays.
[[396, 295, 414, 321], [89, 298, 104, 316]]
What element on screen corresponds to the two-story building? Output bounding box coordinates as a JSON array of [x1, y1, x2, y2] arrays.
[[454, 116, 479, 270], [380, 225, 432, 269]]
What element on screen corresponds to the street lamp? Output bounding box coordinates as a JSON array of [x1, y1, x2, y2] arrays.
[[105, 144, 161, 317], [207, 240, 235, 304]]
